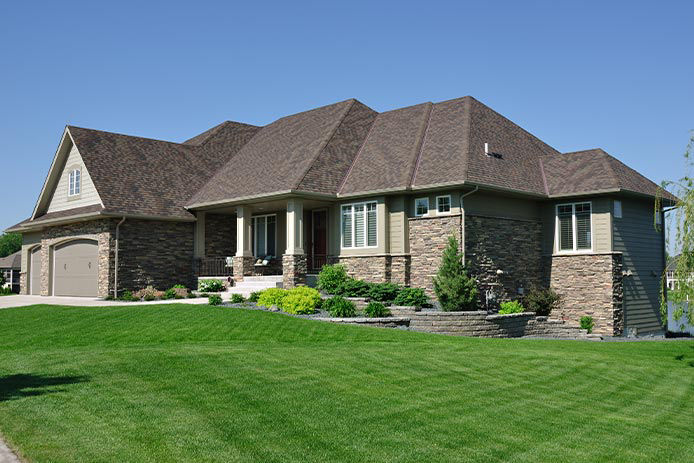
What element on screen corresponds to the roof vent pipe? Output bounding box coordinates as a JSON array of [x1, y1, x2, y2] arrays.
[[484, 142, 490, 156]]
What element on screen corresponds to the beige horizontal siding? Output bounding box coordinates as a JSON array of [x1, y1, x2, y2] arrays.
[[47, 142, 101, 213]]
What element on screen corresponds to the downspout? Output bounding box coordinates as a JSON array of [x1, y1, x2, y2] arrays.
[[114, 217, 126, 299], [460, 186, 479, 260]]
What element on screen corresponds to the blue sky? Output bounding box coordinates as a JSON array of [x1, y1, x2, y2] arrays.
[[1, 0, 691, 249]]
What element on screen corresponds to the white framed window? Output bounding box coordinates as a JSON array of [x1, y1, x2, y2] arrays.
[[252, 214, 276, 257], [414, 197, 429, 217], [614, 200, 622, 218], [341, 201, 377, 249], [556, 202, 592, 253], [68, 169, 81, 197], [436, 195, 451, 215]]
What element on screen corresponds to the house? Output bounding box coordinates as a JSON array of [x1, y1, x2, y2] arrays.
[[0, 251, 21, 293], [666, 254, 693, 292], [6, 96, 676, 336]]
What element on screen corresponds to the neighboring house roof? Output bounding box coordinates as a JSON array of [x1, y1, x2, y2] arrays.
[[8, 96, 675, 232], [0, 251, 21, 270]]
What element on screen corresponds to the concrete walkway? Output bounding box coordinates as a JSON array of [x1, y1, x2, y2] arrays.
[[0, 437, 20, 463], [0, 295, 210, 309]]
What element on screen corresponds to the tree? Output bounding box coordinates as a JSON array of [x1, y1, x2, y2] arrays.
[[433, 235, 478, 311], [0, 233, 21, 258], [657, 132, 694, 326]]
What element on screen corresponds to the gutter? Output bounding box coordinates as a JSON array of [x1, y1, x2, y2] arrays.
[[114, 217, 126, 299]]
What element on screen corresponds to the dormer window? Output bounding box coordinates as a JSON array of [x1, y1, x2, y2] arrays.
[[68, 169, 81, 197]]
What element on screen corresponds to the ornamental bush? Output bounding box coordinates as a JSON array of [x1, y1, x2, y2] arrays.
[[336, 278, 371, 298], [364, 301, 390, 318], [257, 288, 288, 308], [323, 296, 356, 318], [119, 290, 136, 302], [134, 286, 163, 301], [248, 291, 261, 303], [393, 287, 428, 308], [433, 235, 478, 311], [498, 300, 525, 314], [368, 282, 401, 303], [523, 286, 560, 316], [281, 287, 321, 315], [580, 316, 595, 333], [198, 279, 225, 292], [317, 264, 349, 294], [230, 294, 245, 304], [208, 294, 223, 306]]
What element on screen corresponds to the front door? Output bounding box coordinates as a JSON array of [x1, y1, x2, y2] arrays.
[[311, 210, 327, 272]]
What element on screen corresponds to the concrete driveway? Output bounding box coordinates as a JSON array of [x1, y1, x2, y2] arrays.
[[0, 295, 210, 309]]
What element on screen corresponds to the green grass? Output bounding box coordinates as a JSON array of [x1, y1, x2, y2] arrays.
[[0, 304, 693, 463]]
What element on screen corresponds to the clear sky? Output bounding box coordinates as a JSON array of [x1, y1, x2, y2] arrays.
[[1, 0, 691, 250]]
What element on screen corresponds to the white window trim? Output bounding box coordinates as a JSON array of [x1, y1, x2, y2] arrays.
[[252, 213, 276, 257], [555, 201, 593, 254], [414, 197, 429, 217], [68, 168, 81, 197], [340, 201, 378, 250], [436, 195, 452, 215]]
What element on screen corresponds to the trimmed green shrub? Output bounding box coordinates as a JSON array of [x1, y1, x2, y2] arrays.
[[368, 282, 401, 303], [163, 288, 177, 300], [198, 279, 225, 292], [119, 290, 136, 302], [523, 286, 560, 316], [364, 301, 390, 318], [281, 287, 321, 315], [323, 296, 356, 318], [248, 291, 261, 303], [208, 294, 223, 306], [173, 284, 187, 289], [0, 287, 13, 296], [393, 287, 428, 308], [257, 288, 288, 308], [317, 264, 349, 294], [336, 278, 371, 298], [187, 292, 197, 299], [499, 300, 525, 314], [433, 235, 478, 311], [580, 316, 595, 333], [230, 294, 245, 304]]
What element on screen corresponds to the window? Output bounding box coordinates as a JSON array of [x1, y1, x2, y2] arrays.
[[436, 195, 451, 214], [252, 215, 276, 257], [556, 202, 592, 252], [415, 198, 429, 217], [614, 200, 622, 218], [341, 201, 377, 248], [68, 169, 81, 197], [656, 212, 662, 226]]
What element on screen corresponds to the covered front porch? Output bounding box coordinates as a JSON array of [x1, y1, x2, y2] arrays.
[[193, 196, 335, 288]]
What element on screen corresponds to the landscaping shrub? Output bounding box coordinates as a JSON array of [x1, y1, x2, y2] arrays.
[[499, 300, 525, 314], [198, 279, 225, 292], [0, 287, 13, 296], [119, 290, 136, 302], [187, 292, 197, 299], [248, 291, 261, 303], [281, 287, 321, 315], [323, 296, 356, 318], [134, 286, 163, 301], [230, 294, 245, 304], [0, 273, 5, 287], [163, 288, 177, 300], [364, 301, 390, 318], [368, 282, 401, 303], [433, 235, 478, 311], [580, 316, 595, 333], [393, 287, 428, 308], [336, 278, 371, 298], [208, 294, 223, 306], [257, 288, 288, 308], [317, 264, 349, 294], [523, 286, 560, 316]]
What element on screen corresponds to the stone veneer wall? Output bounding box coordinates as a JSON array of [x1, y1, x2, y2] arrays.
[[465, 215, 543, 308], [544, 253, 623, 336], [233, 256, 254, 281], [409, 215, 462, 296], [330, 255, 411, 286], [205, 213, 236, 257], [282, 254, 307, 288]]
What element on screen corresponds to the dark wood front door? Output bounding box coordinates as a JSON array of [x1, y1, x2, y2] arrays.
[[311, 210, 327, 272]]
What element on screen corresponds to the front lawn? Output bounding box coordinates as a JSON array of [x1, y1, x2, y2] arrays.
[[0, 304, 692, 462]]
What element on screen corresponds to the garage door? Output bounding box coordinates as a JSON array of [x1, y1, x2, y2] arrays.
[[30, 247, 42, 295], [54, 239, 98, 297]]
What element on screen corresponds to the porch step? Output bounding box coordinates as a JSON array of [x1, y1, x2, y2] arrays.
[[242, 275, 284, 283], [233, 280, 283, 288]]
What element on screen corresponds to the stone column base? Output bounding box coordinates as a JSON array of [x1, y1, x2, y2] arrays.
[[283, 254, 307, 289], [233, 256, 255, 281]]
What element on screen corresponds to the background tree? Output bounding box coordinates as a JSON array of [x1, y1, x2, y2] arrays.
[[433, 235, 478, 311], [0, 232, 21, 258], [657, 132, 694, 326]]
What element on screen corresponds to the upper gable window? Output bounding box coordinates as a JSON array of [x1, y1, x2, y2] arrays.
[[415, 198, 429, 217], [436, 195, 451, 215], [68, 169, 81, 197], [556, 202, 592, 252]]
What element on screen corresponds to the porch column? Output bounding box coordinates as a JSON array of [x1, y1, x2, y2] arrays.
[[233, 206, 254, 280], [283, 198, 307, 288]]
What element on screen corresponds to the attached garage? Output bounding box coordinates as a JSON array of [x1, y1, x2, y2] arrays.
[[53, 239, 98, 297], [30, 246, 42, 295]]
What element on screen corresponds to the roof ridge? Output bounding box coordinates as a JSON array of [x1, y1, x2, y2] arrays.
[[293, 99, 356, 190], [68, 125, 191, 148], [338, 111, 379, 195], [599, 150, 619, 189], [461, 96, 473, 180], [409, 102, 434, 187]]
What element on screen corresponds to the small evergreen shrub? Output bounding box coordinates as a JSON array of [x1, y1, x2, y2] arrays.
[[433, 236, 478, 311], [208, 294, 223, 306], [281, 287, 321, 315], [257, 288, 288, 308], [187, 292, 197, 299], [523, 286, 560, 316], [248, 291, 261, 303], [317, 264, 349, 294], [119, 290, 136, 302], [230, 294, 245, 304], [368, 282, 401, 303], [336, 278, 371, 298], [499, 300, 525, 314], [364, 301, 390, 318], [580, 316, 595, 333], [393, 287, 428, 308], [323, 296, 356, 318], [198, 279, 225, 292]]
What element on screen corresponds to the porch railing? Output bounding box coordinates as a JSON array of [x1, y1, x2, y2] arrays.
[[195, 257, 234, 277]]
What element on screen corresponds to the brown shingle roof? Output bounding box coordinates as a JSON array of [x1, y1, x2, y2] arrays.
[[0, 251, 21, 270]]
